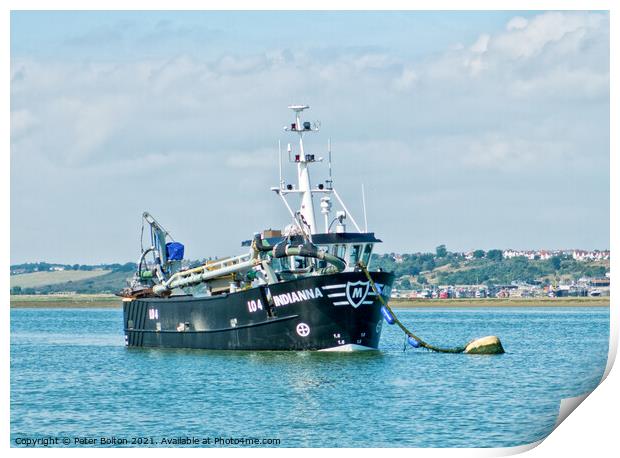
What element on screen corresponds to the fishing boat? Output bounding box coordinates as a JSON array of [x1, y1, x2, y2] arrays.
[[120, 105, 395, 351]]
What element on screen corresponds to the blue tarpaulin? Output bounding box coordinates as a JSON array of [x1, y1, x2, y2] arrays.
[[166, 242, 185, 261]]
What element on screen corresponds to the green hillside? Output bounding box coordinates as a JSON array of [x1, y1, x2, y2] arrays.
[[11, 271, 132, 295], [10, 269, 111, 288], [371, 249, 609, 289], [10, 263, 136, 295]]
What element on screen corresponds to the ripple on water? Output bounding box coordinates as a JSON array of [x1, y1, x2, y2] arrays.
[[10, 306, 609, 447]]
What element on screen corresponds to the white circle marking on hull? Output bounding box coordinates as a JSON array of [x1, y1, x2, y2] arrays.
[[296, 323, 310, 337]]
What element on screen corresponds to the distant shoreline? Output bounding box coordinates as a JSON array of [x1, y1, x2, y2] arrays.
[[390, 297, 609, 308], [10, 294, 120, 308], [9, 294, 609, 308]]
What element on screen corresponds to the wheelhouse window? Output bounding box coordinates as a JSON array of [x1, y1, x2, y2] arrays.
[[293, 256, 308, 270], [331, 244, 346, 259], [271, 257, 290, 271], [316, 245, 329, 269], [361, 244, 373, 267], [349, 244, 362, 266]]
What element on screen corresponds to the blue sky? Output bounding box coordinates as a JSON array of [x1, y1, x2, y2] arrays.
[[11, 11, 538, 60], [10, 10, 610, 263]]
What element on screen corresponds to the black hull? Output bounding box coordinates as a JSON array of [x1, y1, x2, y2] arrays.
[[123, 271, 394, 351]]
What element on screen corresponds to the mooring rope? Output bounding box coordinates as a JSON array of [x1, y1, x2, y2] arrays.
[[357, 262, 504, 354]]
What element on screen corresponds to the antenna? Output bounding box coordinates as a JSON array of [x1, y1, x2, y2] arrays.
[[327, 137, 333, 189], [362, 183, 368, 233], [278, 140, 283, 189]]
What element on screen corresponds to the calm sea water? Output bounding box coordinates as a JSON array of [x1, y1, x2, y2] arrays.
[[11, 306, 608, 448]]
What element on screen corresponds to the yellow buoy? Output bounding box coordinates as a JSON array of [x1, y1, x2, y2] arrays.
[[464, 336, 505, 354]]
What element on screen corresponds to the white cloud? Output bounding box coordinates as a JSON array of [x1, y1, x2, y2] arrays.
[[492, 11, 606, 59], [10, 12, 608, 175], [224, 148, 278, 169], [10, 109, 38, 139], [393, 66, 417, 91], [506, 16, 528, 31], [10, 11, 610, 261], [458, 134, 576, 170], [470, 34, 490, 54]]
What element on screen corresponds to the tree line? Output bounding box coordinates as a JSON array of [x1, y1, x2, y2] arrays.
[[370, 245, 607, 287], [10, 262, 137, 274]]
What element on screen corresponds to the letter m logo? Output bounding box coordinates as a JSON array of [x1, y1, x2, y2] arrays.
[[345, 281, 370, 308]]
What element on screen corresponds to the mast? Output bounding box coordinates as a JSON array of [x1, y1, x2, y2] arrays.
[[271, 104, 364, 235], [287, 105, 317, 233]]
